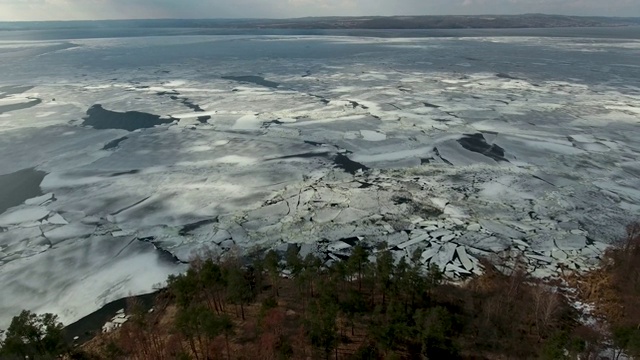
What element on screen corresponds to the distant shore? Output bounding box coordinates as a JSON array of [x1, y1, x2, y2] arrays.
[[1, 14, 640, 31]]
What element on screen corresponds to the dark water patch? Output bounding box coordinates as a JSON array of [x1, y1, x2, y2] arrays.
[[83, 104, 174, 132], [304, 140, 325, 147], [457, 133, 509, 162], [110, 170, 140, 177], [179, 98, 204, 112], [64, 292, 158, 344], [333, 154, 369, 174], [0, 98, 42, 114], [433, 147, 453, 166], [221, 75, 279, 89], [309, 94, 331, 105], [102, 136, 129, 150], [347, 100, 368, 109], [331, 253, 350, 261], [156, 91, 179, 96], [340, 236, 360, 246], [0, 168, 47, 215], [424, 102, 441, 108], [197, 116, 211, 124], [272, 151, 332, 160], [0, 85, 34, 99], [262, 119, 284, 128], [160, 91, 207, 114], [358, 182, 374, 189], [392, 195, 412, 205], [179, 218, 218, 236], [302, 70, 312, 78], [496, 73, 521, 80], [421, 158, 434, 165]]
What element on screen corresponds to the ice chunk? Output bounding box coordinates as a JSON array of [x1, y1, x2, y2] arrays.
[[457, 233, 511, 253], [441, 234, 456, 242], [525, 253, 553, 264], [47, 213, 68, 226], [530, 267, 558, 279], [334, 208, 369, 224], [360, 130, 387, 141], [24, 193, 54, 206], [111, 230, 131, 237], [430, 198, 448, 210], [446, 263, 471, 275], [430, 230, 453, 239], [479, 220, 524, 239], [0, 207, 50, 226], [421, 246, 441, 263], [43, 223, 96, 245], [313, 208, 342, 223], [385, 231, 410, 247], [397, 234, 431, 249], [327, 241, 352, 253], [467, 223, 481, 232], [555, 234, 587, 251], [456, 246, 475, 271], [443, 205, 467, 218]]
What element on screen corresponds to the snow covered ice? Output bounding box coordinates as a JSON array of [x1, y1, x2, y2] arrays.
[[1, 29, 640, 328]]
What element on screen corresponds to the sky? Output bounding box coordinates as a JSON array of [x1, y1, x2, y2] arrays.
[[0, 0, 638, 21]]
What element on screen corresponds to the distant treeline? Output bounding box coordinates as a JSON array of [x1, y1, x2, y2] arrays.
[[1, 14, 640, 31]]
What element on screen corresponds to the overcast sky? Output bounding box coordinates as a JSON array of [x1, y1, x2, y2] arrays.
[[0, 0, 638, 21]]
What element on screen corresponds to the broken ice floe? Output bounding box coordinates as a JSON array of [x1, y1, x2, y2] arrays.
[[1, 32, 639, 330], [102, 309, 130, 333]]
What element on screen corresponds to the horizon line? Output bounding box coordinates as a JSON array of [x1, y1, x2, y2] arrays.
[[2, 13, 640, 23]]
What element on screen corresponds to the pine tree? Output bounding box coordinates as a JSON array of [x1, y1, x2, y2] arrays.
[[1, 310, 68, 359], [226, 264, 255, 320], [375, 243, 395, 309], [219, 315, 235, 360], [265, 250, 281, 297], [199, 259, 227, 313], [347, 244, 370, 292], [307, 296, 339, 360]]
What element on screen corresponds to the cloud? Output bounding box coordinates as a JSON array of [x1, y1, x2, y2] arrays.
[[0, 0, 638, 21]]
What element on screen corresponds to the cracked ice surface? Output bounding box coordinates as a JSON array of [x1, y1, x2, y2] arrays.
[[1, 31, 640, 328]]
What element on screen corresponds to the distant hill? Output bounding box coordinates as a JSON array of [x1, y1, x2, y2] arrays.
[[230, 14, 640, 30], [1, 14, 640, 31]]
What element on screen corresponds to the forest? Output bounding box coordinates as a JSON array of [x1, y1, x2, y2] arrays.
[[3, 223, 640, 359]]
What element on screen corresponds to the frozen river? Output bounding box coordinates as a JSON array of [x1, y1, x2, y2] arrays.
[[1, 27, 640, 327]]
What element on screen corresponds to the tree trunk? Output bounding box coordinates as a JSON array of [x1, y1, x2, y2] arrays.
[[189, 338, 200, 360], [382, 290, 386, 309], [225, 334, 231, 360]]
